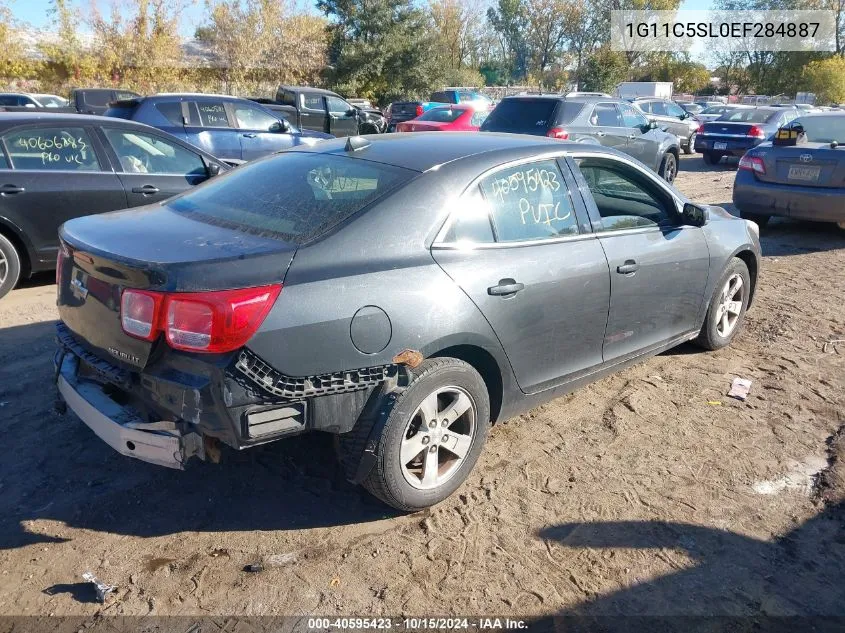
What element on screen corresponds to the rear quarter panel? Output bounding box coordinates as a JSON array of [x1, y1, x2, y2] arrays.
[[247, 171, 520, 399]]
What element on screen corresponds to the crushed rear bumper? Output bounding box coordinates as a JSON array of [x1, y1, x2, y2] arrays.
[[55, 353, 203, 469]]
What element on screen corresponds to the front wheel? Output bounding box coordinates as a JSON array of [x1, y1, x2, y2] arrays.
[[356, 358, 490, 511], [0, 233, 22, 301], [660, 152, 678, 184], [694, 258, 751, 351]]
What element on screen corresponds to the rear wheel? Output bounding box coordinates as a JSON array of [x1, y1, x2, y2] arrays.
[[660, 152, 678, 184], [740, 211, 770, 228], [684, 132, 696, 155], [351, 358, 491, 511], [837, 221, 845, 230], [0, 233, 22, 301], [694, 258, 751, 351], [702, 151, 721, 165]]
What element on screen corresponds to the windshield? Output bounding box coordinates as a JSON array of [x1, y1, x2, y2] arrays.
[[719, 109, 778, 123], [793, 115, 845, 143], [165, 152, 415, 242], [417, 107, 465, 123]]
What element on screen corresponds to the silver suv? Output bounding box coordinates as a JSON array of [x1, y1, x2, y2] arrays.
[[632, 98, 700, 154], [481, 95, 681, 183]]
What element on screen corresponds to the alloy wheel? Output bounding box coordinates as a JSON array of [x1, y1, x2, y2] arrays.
[[0, 248, 7, 287], [715, 273, 744, 337], [400, 386, 477, 490]]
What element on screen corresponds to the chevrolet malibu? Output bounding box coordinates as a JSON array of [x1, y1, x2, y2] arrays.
[[55, 133, 761, 511]]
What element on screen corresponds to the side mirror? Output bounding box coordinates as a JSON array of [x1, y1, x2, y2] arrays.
[[649, 120, 658, 129], [682, 202, 708, 227], [270, 120, 290, 133], [206, 161, 222, 177], [347, 108, 358, 117]]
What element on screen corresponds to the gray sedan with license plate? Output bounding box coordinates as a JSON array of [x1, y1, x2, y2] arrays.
[[733, 113, 845, 228]]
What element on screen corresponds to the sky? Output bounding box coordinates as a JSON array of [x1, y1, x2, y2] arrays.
[[10, 0, 718, 37]]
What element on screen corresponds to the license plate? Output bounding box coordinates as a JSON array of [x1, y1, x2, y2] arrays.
[[787, 165, 820, 182], [714, 142, 727, 150]]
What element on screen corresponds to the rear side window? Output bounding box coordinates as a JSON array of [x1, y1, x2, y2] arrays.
[[0, 96, 21, 106], [83, 91, 113, 107], [637, 101, 653, 113], [165, 153, 414, 242], [3, 127, 100, 171], [481, 99, 558, 134], [302, 93, 324, 111], [276, 90, 296, 106], [155, 102, 185, 125], [479, 159, 578, 242], [650, 101, 668, 116], [590, 103, 623, 127], [441, 189, 495, 244], [431, 91, 449, 103], [0, 150, 8, 169], [196, 101, 230, 127]]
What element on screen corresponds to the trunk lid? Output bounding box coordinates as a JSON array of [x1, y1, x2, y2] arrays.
[[701, 121, 762, 140], [58, 205, 296, 370], [399, 121, 447, 132], [754, 142, 845, 188]]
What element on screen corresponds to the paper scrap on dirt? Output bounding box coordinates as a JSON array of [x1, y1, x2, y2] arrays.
[[728, 377, 753, 401], [81, 571, 115, 603]]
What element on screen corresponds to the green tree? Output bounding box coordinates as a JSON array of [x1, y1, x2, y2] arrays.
[[486, 0, 529, 81], [802, 56, 845, 104], [0, 1, 37, 84], [579, 45, 628, 92], [319, 0, 441, 103], [38, 0, 101, 90]]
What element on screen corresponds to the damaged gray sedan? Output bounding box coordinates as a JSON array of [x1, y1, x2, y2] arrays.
[[55, 133, 761, 511]]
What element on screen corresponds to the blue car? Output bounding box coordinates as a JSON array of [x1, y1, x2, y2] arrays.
[[693, 107, 798, 165], [733, 113, 845, 228], [105, 93, 333, 164]]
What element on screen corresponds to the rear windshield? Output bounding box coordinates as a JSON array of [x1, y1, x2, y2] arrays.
[[794, 115, 845, 143], [719, 109, 778, 123], [165, 152, 415, 242], [417, 107, 465, 123], [481, 99, 582, 134]]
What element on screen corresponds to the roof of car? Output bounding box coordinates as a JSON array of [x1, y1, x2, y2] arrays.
[[500, 94, 621, 105], [278, 86, 340, 97], [291, 132, 599, 172]]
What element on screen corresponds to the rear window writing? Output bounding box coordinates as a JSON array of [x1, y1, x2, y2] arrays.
[[2, 127, 99, 171], [165, 153, 414, 242], [197, 102, 230, 127]]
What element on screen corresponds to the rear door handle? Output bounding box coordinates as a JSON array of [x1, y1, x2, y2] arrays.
[[131, 185, 160, 195], [616, 260, 639, 275], [595, 131, 606, 137], [241, 133, 257, 138], [488, 279, 525, 296], [0, 184, 24, 195]]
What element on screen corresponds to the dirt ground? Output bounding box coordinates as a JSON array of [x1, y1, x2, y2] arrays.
[[0, 153, 843, 622]]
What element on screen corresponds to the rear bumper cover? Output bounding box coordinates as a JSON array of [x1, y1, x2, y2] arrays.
[[733, 172, 845, 221], [56, 354, 200, 469], [695, 136, 761, 156]]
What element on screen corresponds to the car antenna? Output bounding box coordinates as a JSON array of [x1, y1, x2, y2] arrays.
[[345, 136, 371, 152]]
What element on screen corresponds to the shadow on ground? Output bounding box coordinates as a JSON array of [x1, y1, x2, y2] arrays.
[[529, 501, 845, 631]]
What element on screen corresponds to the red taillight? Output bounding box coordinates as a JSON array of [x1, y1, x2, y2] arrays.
[[547, 127, 569, 140], [415, 105, 423, 117], [121, 289, 164, 341], [56, 243, 69, 287], [738, 154, 766, 174], [748, 125, 765, 139], [697, 124, 705, 134], [119, 284, 281, 353], [164, 285, 282, 353]]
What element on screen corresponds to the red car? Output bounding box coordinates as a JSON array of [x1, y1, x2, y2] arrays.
[[395, 105, 488, 133]]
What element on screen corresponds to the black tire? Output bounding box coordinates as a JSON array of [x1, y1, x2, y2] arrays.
[[659, 152, 678, 184], [693, 258, 751, 351], [702, 151, 719, 165], [341, 357, 490, 512], [0, 233, 22, 301], [684, 132, 696, 155], [739, 211, 770, 228]]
